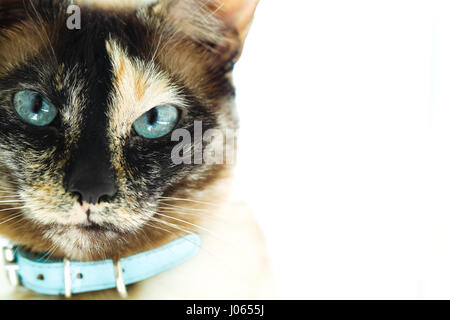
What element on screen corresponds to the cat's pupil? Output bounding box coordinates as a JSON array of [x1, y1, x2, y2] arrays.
[[147, 108, 158, 125], [31, 95, 43, 114]]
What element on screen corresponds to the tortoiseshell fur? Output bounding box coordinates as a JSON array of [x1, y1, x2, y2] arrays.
[[0, 0, 274, 299]]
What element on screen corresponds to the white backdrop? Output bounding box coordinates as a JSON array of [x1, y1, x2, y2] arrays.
[[232, 0, 450, 299]]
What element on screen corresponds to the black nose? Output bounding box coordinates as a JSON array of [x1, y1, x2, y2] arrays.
[[66, 165, 117, 204]]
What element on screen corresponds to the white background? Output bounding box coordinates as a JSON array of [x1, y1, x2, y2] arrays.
[[233, 0, 450, 299]]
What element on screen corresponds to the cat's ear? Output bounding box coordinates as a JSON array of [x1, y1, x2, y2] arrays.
[[159, 0, 259, 62], [219, 0, 259, 46]]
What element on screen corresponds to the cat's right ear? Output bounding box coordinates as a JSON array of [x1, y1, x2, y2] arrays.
[[154, 0, 259, 64]]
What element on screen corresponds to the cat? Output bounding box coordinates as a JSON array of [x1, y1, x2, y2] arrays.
[[0, 0, 276, 299]]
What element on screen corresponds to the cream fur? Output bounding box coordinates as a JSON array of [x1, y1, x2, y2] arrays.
[[106, 39, 187, 139], [0, 201, 277, 299]]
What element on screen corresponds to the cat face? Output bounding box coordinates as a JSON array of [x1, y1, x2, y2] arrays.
[[0, 0, 257, 260]]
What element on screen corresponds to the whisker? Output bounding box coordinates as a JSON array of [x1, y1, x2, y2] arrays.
[[157, 207, 228, 221], [145, 219, 190, 236], [157, 203, 229, 219], [146, 217, 237, 270], [158, 207, 211, 216], [26, 0, 57, 61], [149, 28, 164, 66], [0, 188, 19, 192], [0, 213, 23, 225], [158, 196, 220, 206], [40, 244, 60, 262], [6, 216, 26, 228], [158, 202, 210, 215], [153, 212, 232, 246], [158, 203, 213, 213], [0, 200, 25, 204], [0, 206, 26, 213]]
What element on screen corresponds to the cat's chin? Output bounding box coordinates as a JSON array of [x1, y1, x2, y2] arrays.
[[76, 221, 119, 234], [43, 223, 124, 261]]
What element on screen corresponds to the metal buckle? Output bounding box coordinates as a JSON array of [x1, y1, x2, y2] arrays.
[[114, 260, 128, 299], [1, 239, 129, 298], [63, 258, 127, 298], [63, 258, 72, 298], [0, 240, 20, 288]]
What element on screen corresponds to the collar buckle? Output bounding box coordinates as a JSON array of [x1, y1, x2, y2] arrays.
[[114, 260, 128, 299], [63, 258, 72, 298], [63, 258, 128, 298], [0, 240, 20, 288]]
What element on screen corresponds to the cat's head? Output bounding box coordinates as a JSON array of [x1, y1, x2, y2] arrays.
[[0, 0, 257, 260]]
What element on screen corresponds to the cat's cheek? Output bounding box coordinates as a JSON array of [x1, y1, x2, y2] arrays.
[[18, 189, 76, 224]]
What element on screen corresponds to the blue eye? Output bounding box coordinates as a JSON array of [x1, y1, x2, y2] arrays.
[[133, 104, 179, 139], [13, 90, 58, 127]]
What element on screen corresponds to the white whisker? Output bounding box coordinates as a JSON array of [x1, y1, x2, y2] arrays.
[[154, 211, 231, 246], [146, 216, 237, 270], [0, 206, 26, 213], [0, 213, 23, 225], [158, 202, 213, 213], [158, 196, 220, 207], [0, 200, 25, 204]]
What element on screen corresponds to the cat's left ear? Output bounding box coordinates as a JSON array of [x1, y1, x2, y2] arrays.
[[158, 0, 259, 63]]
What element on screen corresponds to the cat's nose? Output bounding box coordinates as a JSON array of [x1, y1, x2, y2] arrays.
[[66, 167, 117, 204]]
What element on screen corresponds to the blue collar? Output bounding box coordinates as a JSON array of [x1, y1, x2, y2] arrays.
[[1, 234, 200, 298]]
